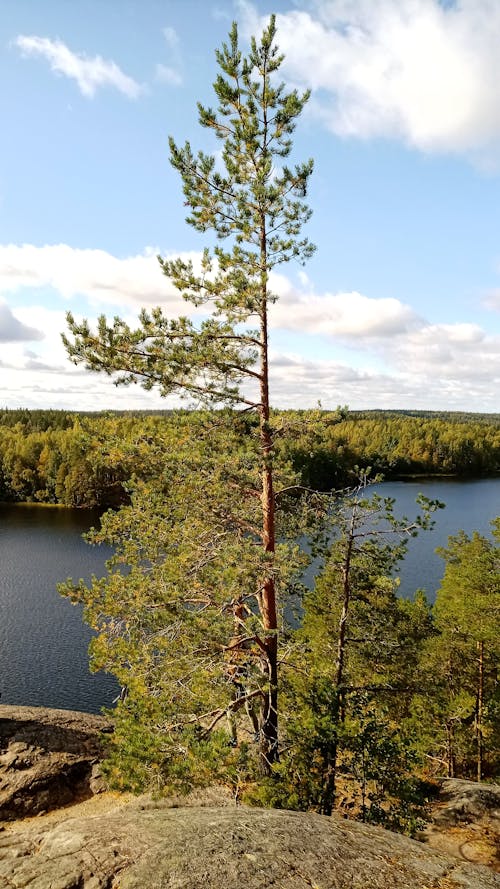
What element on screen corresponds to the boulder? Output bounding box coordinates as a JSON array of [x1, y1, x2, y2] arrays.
[[0, 705, 111, 820], [0, 707, 498, 887], [433, 778, 500, 826]]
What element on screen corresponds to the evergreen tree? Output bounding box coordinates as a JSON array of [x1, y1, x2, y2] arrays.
[[253, 488, 441, 824], [415, 526, 500, 780], [62, 17, 314, 774]]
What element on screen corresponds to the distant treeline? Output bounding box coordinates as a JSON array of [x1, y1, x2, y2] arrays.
[[0, 408, 498, 507], [281, 409, 500, 488]]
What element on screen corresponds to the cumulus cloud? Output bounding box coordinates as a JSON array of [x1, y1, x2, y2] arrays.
[[269, 272, 421, 338], [268, 352, 409, 409], [15, 35, 142, 98], [1, 242, 498, 412], [0, 300, 184, 410], [268, 337, 500, 411], [0, 244, 424, 341], [0, 360, 182, 412], [0, 302, 44, 343], [24, 355, 66, 373], [387, 322, 500, 383], [3, 333, 498, 411], [241, 0, 500, 159], [0, 244, 203, 313]]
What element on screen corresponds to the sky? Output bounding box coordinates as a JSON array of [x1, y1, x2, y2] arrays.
[[1, 0, 500, 413]]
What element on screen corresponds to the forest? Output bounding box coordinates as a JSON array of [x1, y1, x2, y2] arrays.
[[0, 407, 499, 508]]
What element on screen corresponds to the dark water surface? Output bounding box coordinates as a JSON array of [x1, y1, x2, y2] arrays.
[[0, 478, 498, 714], [0, 504, 118, 713]]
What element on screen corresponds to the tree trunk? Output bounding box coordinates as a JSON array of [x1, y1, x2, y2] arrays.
[[335, 508, 356, 691], [320, 695, 340, 817], [476, 639, 484, 782], [320, 507, 356, 815], [258, 224, 278, 773], [361, 744, 367, 822], [446, 721, 455, 778]]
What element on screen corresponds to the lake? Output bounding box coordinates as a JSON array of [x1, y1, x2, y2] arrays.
[[0, 478, 498, 714], [361, 477, 499, 598], [0, 505, 118, 714]]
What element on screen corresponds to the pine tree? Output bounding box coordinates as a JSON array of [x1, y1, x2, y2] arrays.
[[252, 488, 441, 822], [417, 527, 500, 780], [62, 17, 314, 774]]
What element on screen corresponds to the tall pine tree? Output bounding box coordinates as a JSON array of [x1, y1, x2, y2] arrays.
[[63, 17, 314, 773]]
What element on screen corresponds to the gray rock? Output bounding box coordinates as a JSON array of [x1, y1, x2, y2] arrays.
[[0, 801, 498, 889], [0, 709, 498, 887], [433, 779, 500, 826], [0, 705, 112, 820], [89, 764, 107, 795], [420, 778, 500, 871]]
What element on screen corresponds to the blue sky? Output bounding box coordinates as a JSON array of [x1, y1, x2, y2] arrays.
[[1, 0, 500, 412]]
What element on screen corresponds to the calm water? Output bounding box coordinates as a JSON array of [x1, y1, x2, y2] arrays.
[[0, 478, 498, 714], [0, 505, 118, 713], [373, 478, 499, 598]]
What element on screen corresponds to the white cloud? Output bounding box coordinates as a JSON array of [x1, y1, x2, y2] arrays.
[[0, 301, 44, 343], [0, 302, 182, 410], [387, 321, 500, 383], [270, 272, 421, 338], [0, 244, 423, 340], [0, 244, 202, 314], [1, 242, 498, 412], [268, 352, 408, 409], [0, 365, 176, 411], [15, 35, 142, 98], [242, 0, 500, 159], [268, 339, 500, 412]]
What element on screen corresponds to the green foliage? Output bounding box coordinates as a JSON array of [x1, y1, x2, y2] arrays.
[[279, 412, 500, 485], [338, 698, 429, 834], [412, 525, 500, 779], [63, 16, 314, 411], [12, 10, 494, 816], [0, 408, 497, 506], [248, 490, 441, 830], [102, 709, 254, 798], [59, 14, 319, 780], [60, 417, 309, 791]]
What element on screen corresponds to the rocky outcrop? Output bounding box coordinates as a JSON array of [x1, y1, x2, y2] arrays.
[[421, 778, 500, 872], [0, 705, 111, 820], [432, 779, 500, 826], [1, 799, 499, 889], [1, 706, 498, 887]]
